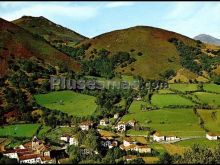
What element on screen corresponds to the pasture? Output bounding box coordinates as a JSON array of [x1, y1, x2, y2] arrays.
[[121, 105, 204, 137], [151, 94, 195, 107], [0, 124, 40, 138], [34, 91, 97, 116], [169, 84, 199, 93], [203, 84, 220, 93], [197, 109, 220, 132], [193, 92, 220, 106]]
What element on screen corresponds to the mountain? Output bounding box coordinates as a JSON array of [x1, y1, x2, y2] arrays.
[[12, 16, 87, 44], [194, 34, 220, 46], [78, 26, 202, 80], [0, 18, 80, 76]]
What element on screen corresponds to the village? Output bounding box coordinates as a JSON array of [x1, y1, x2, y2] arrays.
[[1, 109, 219, 164]]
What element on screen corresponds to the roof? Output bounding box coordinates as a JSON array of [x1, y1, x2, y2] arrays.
[[207, 132, 220, 136], [40, 156, 52, 161], [3, 110, 20, 118], [124, 137, 134, 142], [120, 144, 150, 151], [19, 154, 41, 161], [23, 142, 32, 149], [3, 148, 30, 154], [80, 121, 93, 126]]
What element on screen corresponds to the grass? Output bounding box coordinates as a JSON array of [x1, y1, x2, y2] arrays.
[[161, 144, 187, 155], [193, 92, 220, 106], [37, 125, 52, 138], [203, 84, 220, 93], [157, 89, 175, 94], [169, 83, 199, 93], [176, 138, 220, 148], [121, 106, 204, 137], [126, 129, 149, 136], [151, 94, 195, 107], [0, 124, 40, 138], [197, 109, 220, 132], [34, 91, 97, 116], [45, 127, 76, 142]]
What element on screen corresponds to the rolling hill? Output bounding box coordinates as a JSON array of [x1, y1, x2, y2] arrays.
[[78, 26, 207, 80], [0, 18, 80, 76], [194, 34, 220, 46], [12, 16, 87, 44]]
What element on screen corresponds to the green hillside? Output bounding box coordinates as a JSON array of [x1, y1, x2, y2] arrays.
[[13, 16, 87, 44], [0, 18, 81, 76]]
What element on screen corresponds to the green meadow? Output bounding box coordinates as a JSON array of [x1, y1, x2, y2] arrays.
[[121, 103, 204, 137], [151, 94, 195, 107], [34, 91, 97, 116], [193, 92, 220, 106], [203, 84, 220, 93], [0, 124, 40, 138], [169, 84, 199, 93], [197, 109, 220, 132]]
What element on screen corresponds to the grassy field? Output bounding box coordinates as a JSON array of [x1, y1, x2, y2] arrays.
[[37, 125, 52, 138], [34, 91, 97, 116], [197, 109, 220, 132], [45, 127, 76, 142], [203, 84, 220, 93], [176, 138, 220, 148], [193, 92, 220, 106], [0, 124, 40, 138], [157, 89, 175, 94], [126, 129, 149, 136], [169, 84, 199, 93], [121, 105, 204, 137], [151, 94, 195, 107]]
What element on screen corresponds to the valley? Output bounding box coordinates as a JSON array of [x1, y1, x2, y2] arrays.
[[0, 15, 220, 164]]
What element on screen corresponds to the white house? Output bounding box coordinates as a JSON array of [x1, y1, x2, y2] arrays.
[[79, 121, 94, 131], [2, 149, 30, 160], [123, 137, 136, 147], [153, 132, 180, 142], [60, 135, 78, 146], [126, 120, 136, 127], [206, 132, 220, 140], [114, 113, 119, 119], [153, 132, 165, 142], [99, 118, 109, 126], [116, 122, 126, 132], [19, 154, 42, 164]]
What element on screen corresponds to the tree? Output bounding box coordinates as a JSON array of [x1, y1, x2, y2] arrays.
[[213, 76, 220, 85], [158, 152, 173, 164]]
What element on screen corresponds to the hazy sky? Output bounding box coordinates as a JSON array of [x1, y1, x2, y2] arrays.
[[0, 1, 220, 38]]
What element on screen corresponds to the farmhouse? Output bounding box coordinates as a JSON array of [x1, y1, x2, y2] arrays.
[[116, 122, 126, 132], [206, 132, 220, 140], [153, 132, 180, 142], [126, 120, 136, 127], [114, 113, 119, 119], [2, 149, 31, 160], [79, 121, 94, 131], [99, 118, 109, 126], [19, 154, 42, 164], [60, 134, 78, 146], [100, 137, 118, 149]]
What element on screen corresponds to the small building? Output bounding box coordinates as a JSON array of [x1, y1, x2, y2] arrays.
[[114, 113, 119, 119], [123, 137, 136, 147], [79, 121, 94, 131], [126, 120, 136, 127], [153, 132, 180, 142], [19, 154, 42, 164], [99, 118, 109, 126], [2, 149, 31, 160], [116, 122, 126, 132], [60, 134, 78, 146], [206, 132, 220, 140], [120, 144, 151, 154]]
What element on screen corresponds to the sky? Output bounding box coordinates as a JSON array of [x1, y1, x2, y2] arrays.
[[0, 1, 220, 38]]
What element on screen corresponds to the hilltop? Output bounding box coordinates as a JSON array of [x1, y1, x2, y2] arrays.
[[0, 18, 80, 76], [194, 34, 220, 46], [78, 26, 217, 80], [13, 16, 87, 45]]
